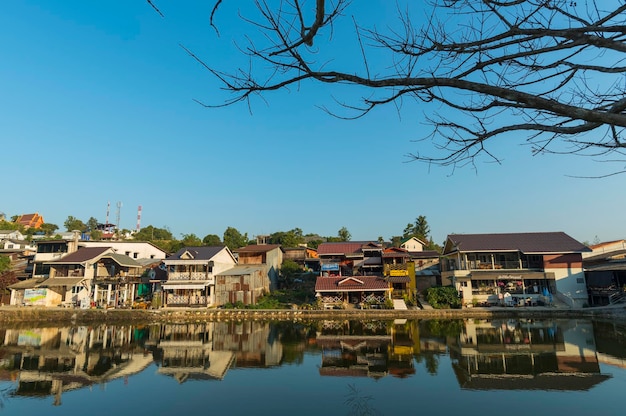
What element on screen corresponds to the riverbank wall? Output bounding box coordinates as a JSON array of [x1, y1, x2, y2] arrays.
[[1, 305, 625, 326]]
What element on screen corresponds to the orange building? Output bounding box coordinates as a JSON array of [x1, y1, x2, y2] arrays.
[[15, 213, 44, 229]]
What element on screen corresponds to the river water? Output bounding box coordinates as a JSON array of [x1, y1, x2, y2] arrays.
[[0, 317, 625, 415]]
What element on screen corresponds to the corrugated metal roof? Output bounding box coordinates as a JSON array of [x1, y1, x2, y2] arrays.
[[315, 276, 388, 292], [317, 242, 381, 255], [48, 246, 111, 263], [166, 246, 225, 261], [217, 265, 266, 276], [445, 232, 590, 254], [235, 244, 282, 253]]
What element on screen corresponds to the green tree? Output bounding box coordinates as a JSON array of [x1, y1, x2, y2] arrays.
[[189, 1, 626, 176], [223, 226, 248, 249], [414, 215, 430, 241], [202, 234, 222, 246], [0, 256, 10, 274], [337, 227, 351, 242], [87, 217, 99, 232], [39, 223, 59, 236], [181, 233, 202, 246], [64, 216, 87, 232], [0, 220, 22, 231], [133, 225, 173, 241], [269, 228, 305, 247]]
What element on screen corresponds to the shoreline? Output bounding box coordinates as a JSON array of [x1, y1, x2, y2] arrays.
[[1, 304, 626, 326]]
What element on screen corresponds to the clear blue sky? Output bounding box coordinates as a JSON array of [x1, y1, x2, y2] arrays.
[[1, 1, 623, 246]]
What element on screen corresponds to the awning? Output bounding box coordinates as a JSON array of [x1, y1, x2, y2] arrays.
[[386, 276, 410, 283], [37, 277, 85, 288], [8, 278, 45, 290], [162, 281, 210, 290]]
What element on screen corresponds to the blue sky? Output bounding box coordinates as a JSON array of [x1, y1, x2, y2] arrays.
[[1, 1, 623, 246]]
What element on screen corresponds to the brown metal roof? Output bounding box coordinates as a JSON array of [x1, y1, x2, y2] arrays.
[[235, 244, 282, 253], [37, 277, 85, 287], [315, 276, 388, 292], [445, 232, 590, 254], [48, 246, 111, 263]]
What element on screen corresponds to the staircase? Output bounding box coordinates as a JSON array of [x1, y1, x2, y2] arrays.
[[609, 291, 626, 305], [393, 299, 408, 310]]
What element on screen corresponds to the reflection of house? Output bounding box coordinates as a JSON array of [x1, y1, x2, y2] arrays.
[[317, 241, 383, 277], [154, 323, 235, 382], [583, 240, 626, 306], [449, 319, 610, 390], [212, 321, 283, 368], [234, 244, 283, 290], [442, 232, 590, 308], [315, 276, 389, 309], [162, 246, 236, 307], [214, 265, 269, 306], [1, 325, 151, 405], [314, 320, 419, 379]]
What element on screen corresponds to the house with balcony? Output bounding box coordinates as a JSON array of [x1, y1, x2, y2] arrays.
[[583, 239, 626, 306], [441, 232, 590, 308], [317, 241, 383, 277], [382, 247, 413, 300], [9, 246, 144, 307], [162, 246, 237, 307]]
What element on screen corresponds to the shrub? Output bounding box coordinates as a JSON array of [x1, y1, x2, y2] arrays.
[[424, 286, 461, 309]]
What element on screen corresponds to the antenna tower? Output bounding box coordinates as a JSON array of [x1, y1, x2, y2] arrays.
[[106, 201, 110, 224], [136, 205, 142, 232], [116, 202, 122, 239]]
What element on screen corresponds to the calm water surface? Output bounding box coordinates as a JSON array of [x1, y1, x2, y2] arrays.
[[1, 318, 625, 415]]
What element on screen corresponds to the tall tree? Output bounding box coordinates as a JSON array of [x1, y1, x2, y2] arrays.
[[133, 225, 173, 241], [39, 223, 59, 236], [223, 227, 248, 249], [177, 0, 626, 176], [87, 217, 99, 232], [64, 216, 87, 232], [269, 228, 305, 247], [181, 233, 202, 246], [337, 227, 351, 242], [202, 234, 222, 246], [414, 216, 430, 241]]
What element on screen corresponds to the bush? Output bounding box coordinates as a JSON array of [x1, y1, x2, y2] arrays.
[[424, 286, 462, 309]]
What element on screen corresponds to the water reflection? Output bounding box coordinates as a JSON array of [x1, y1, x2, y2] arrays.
[[449, 319, 611, 390], [1, 318, 625, 408]]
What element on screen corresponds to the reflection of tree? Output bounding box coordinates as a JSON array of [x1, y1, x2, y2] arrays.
[[423, 319, 464, 338], [423, 354, 439, 375], [344, 384, 382, 416]]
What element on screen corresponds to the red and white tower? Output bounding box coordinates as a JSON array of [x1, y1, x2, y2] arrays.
[[136, 205, 142, 232]]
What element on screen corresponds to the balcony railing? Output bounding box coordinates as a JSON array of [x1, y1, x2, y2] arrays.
[[168, 271, 211, 281], [384, 264, 409, 276]]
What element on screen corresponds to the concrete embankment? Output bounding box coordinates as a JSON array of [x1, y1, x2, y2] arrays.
[[1, 305, 625, 326]]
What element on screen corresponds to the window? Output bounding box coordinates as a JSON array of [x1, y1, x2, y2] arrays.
[[133, 252, 138, 258], [71, 286, 82, 294]]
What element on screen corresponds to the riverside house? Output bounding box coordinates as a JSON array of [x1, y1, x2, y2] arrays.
[[162, 246, 237, 307], [441, 232, 590, 308]]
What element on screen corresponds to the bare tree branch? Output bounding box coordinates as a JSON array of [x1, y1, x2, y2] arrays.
[[191, 0, 626, 174]]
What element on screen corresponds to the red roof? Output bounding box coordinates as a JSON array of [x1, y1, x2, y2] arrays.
[[317, 241, 381, 255], [315, 276, 388, 292]]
